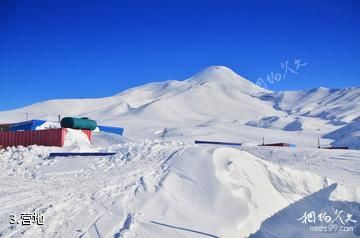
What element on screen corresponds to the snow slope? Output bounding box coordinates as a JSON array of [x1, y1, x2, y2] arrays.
[[259, 87, 360, 123], [246, 115, 337, 133]]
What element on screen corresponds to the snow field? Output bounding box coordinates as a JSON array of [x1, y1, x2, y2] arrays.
[[0, 137, 359, 237]]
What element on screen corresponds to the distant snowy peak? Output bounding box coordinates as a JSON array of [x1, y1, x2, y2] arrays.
[[186, 65, 269, 94], [187, 66, 240, 83], [116, 65, 268, 109]]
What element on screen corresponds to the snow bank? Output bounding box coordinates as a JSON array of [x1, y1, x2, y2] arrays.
[[63, 128, 92, 151], [212, 148, 329, 236], [131, 146, 359, 238], [35, 121, 60, 130], [91, 131, 130, 148]]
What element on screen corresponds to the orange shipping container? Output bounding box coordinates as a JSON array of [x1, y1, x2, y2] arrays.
[[0, 128, 91, 148]]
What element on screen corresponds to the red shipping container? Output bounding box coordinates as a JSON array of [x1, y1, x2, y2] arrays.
[[0, 128, 91, 148]]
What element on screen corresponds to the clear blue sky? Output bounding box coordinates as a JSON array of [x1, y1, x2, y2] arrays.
[[0, 0, 359, 110]]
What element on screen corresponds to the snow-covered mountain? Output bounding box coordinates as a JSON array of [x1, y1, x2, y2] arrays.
[[259, 87, 360, 123], [0, 66, 359, 148], [0, 66, 273, 122], [324, 118, 360, 149]]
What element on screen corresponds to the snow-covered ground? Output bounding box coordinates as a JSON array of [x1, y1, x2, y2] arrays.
[[0, 66, 359, 237], [1, 138, 359, 238]]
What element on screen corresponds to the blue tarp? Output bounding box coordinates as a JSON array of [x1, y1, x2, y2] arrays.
[[98, 125, 124, 135], [9, 120, 46, 131], [5, 119, 124, 135]]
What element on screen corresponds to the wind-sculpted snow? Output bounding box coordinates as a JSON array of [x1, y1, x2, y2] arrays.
[[211, 148, 357, 237], [250, 183, 360, 238]]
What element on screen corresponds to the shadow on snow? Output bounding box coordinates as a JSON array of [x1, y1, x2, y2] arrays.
[[250, 183, 360, 238]]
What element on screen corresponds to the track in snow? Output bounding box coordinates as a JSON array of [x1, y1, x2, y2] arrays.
[[0, 141, 184, 238]]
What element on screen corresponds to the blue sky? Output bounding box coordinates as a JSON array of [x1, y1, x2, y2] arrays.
[[0, 0, 359, 110]]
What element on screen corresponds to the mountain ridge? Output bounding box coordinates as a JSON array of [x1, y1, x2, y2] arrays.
[[0, 65, 358, 149]]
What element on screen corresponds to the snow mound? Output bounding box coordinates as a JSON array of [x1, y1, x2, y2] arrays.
[[133, 146, 358, 238], [63, 129, 132, 151], [35, 121, 60, 130], [63, 129, 92, 151], [212, 148, 329, 236], [91, 131, 131, 148]]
